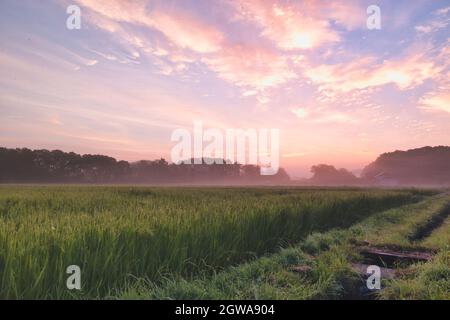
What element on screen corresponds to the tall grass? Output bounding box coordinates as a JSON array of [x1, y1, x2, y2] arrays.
[[0, 186, 429, 299]]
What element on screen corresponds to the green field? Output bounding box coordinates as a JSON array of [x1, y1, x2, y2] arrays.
[[124, 191, 448, 300], [0, 186, 446, 299]]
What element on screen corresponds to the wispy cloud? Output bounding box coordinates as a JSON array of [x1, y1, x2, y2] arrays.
[[291, 107, 355, 124], [415, 5, 450, 34], [231, 0, 341, 50], [202, 45, 296, 91], [77, 0, 224, 53], [420, 91, 450, 114], [304, 51, 442, 95]]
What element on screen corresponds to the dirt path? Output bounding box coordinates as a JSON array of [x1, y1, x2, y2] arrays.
[[409, 202, 450, 241]]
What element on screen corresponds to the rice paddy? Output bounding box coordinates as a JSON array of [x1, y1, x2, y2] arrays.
[[0, 186, 437, 299]]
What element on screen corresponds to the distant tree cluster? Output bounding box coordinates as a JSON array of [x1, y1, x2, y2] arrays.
[[361, 146, 450, 186], [0, 148, 290, 184], [309, 164, 360, 185], [307, 146, 450, 186]]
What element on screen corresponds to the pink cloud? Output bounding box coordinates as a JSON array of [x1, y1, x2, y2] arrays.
[[77, 0, 224, 53], [420, 91, 450, 114], [202, 44, 296, 91], [321, 1, 366, 30], [149, 11, 224, 53], [304, 53, 442, 94], [231, 0, 341, 50], [291, 107, 355, 124]]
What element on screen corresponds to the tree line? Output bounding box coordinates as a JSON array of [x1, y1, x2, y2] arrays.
[[1, 146, 449, 186], [0, 147, 290, 184]]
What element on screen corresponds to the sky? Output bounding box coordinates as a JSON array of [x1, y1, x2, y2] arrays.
[[0, 0, 449, 177]]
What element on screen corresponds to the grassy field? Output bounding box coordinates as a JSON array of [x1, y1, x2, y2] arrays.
[[0, 186, 442, 299], [120, 192, 449, 300]]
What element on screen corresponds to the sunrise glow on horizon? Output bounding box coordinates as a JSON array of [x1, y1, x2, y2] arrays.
[[1, 0, 449, 177]]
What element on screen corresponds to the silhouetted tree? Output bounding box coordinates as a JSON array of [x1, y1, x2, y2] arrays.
[[310, 164, 359, 185]]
